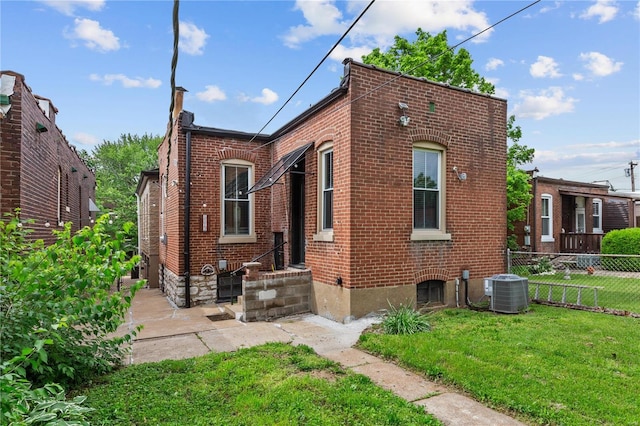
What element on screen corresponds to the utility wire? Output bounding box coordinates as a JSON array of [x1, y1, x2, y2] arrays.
[[247, 0, 376, 148], [165, 0, 180, 180], [347, 0, 541, 107]]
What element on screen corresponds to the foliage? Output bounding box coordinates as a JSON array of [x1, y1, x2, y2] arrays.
[[89, 133, 161, 241], [358, 305, 640, 425], [362, 29, 495, 94], [362, 30, 534, 249], [382, 304, 431, 335], [506, 115, 534, 249], [0, 212, 144, 386], [601, 228, 640, 271], [1, 339, 92, 425], [76, 343, 439, 425]]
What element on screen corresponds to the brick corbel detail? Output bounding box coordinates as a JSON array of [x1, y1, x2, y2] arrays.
[[410, 128, 451, 148], [217, 148, 258, 164], [414, 267, 451, 284]]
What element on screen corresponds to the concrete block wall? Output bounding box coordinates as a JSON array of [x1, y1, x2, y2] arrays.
[[242, 264, 311, 322]]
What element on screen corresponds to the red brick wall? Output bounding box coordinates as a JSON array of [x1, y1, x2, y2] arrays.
[[159, 60, 508, 301], [273, 62, 507, 289], [1, 71, 95, 244]]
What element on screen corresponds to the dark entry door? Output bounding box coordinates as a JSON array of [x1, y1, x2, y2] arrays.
[[290, 159, 305, 266]]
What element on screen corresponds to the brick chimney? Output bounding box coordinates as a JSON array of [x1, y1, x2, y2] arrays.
[[173, 86, 187, 124]]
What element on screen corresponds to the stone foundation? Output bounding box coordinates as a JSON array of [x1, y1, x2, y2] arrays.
[[161, 267, 217, 307]]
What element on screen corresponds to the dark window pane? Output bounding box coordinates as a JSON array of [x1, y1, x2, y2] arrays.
[[414, 190, 438, 229], [323, 190, 333, 229]]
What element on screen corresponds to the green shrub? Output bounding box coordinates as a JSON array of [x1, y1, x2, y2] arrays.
[[1, 338, 92, 425], [0, 212, 144, 387], [382, 304, 431, 335], [601, 228, 640, 271]]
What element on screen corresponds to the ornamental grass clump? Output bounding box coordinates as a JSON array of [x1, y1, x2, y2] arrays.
[[382, 304, 431, 335]]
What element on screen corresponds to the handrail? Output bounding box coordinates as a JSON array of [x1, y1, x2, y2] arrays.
[[231, 241, 288, 276]]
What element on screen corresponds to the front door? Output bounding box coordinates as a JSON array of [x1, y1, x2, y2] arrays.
[[290, 159, 305, 266]]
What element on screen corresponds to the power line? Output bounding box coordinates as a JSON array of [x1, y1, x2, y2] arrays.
[[346, 0, 541, 107], [247, 0, 377, 148]]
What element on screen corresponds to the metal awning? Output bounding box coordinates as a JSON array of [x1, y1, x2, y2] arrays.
[[247, 142, 313, 194], [88, 198, 100, 212]]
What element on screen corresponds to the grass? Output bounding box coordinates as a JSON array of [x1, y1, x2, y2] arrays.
[[357, 305, 640, 426], [512, 268, 640, 312], [74, 343, 440, 425]]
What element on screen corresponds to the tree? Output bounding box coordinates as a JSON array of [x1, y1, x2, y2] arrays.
[[90, 133, 161, 242], [362, 29, 534, 248], [506, 116, 534, 248], [362, 29, 495, 94]]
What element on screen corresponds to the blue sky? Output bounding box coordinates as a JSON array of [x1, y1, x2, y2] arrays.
[[2, 0, 639, 191]]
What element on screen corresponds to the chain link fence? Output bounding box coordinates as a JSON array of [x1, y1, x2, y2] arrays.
[[507, 250, 640, 315]]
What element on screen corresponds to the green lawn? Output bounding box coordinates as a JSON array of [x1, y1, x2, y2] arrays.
[[75, 343, 440, 425], [518, 270, 640, 312], [358, 305, 640, 426]]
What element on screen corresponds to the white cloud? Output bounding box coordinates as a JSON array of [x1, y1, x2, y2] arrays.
[[196, 85, 226, 102], [634, 1, 640, 20], [572, 73, 584, 81], [67, 18, 119, 52], [39, 0, 105, 16], [282, 0, 492, 59], [89, 73, 161, 88], [239, 88, 279, 105], [485, 58, 504, 71], [328, 44, 374, 63], [512, 87, 577, 120], [73, 132, 100, 147], [539, 1, 561, 14], [530, 56, 562, 78], [179, 21, 209, 55], [579, 51, 623, 76], [579, 0, 619, 23]]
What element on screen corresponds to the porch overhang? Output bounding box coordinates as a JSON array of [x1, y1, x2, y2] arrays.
[[248, 142, 313, 194], [558, 189, 607, 198]]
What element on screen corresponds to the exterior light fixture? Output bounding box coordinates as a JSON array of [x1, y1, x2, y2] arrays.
[[398, 102, 410, 127], [452, 166, 467, 181]]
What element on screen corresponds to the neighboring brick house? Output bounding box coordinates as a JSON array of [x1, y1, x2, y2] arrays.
[[158, 59, 508, 322], [513, 174, 636, 254], [1, 71, 97, 244], [135, 168, 160, 288]]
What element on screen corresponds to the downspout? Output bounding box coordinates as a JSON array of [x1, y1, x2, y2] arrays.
[[532, 176, 537, 253], [136, 192, 141, 260], [184, 128, 192, 308]]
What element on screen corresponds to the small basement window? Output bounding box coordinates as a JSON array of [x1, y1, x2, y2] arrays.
[[417, 280, 444, 305]]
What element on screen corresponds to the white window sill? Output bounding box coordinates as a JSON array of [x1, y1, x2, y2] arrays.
[[541, 236, 555, 243], [313, 231, 334, 242], [411, 231, 452, 241], [218, 234, 257, 244]]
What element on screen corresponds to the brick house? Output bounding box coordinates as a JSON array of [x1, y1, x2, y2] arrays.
[[135, 168, 160, 288], [157, 59, 508, 322], [513, 174, 637, 254], [1, 71, 97, 243]]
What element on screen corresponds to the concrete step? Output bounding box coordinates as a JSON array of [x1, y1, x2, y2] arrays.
[[224, 298, 244, 321]]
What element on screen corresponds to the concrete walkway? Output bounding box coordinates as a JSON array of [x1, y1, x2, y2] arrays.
[[120, 286, 527, 426]]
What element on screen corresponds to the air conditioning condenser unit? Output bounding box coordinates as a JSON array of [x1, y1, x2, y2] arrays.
[[484, 274, 529, 314]]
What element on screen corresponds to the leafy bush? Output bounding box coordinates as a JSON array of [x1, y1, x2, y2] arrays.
[[601, 228, 640, 271], [1, 338, 92, 425], [0, 212, 144, 386], [382, 304, 431, 335]]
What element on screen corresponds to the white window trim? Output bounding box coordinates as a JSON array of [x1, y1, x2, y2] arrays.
[[541, 193, 554, 242], [411, 142, 450, 241], [313, 142, 334, 242], [219, 159, 256, 244], [592, 198, 603, 234]]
